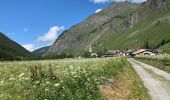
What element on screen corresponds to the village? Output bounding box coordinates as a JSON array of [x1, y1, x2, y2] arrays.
[[89, 46, 159, 58]]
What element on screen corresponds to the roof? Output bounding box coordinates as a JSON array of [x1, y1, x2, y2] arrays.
[[106, 50, 117, 55], [132, 49, 158, 55]]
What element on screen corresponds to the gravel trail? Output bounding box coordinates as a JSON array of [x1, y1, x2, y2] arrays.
[[128, 59, 170, 100]]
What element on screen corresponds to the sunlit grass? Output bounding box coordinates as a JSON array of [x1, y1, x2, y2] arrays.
[[0, 58, 127, 99], [135, 55, 170, 73]]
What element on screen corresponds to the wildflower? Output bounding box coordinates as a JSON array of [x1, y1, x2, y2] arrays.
[[35, 81, 40, 85], [46, 81, 50, 84], [45, 88, 49, 91], [18, 73, 25, 78], [9, 77, 15, 81], [69, 65, 73, 69], [0, 80, 4, 84], [56, 65, 60, 68], [22, 77, 29, 80], [54, 83, 60, 87], [0, 94, 4, 97]]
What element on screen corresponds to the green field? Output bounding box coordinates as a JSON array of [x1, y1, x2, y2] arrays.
[[135, 55, 170, 73], [95, 10, 170, 51], [0, 58, 150, 100], [159, 43, 170, 54]]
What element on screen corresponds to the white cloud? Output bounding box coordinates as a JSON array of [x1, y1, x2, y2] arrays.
[[112, 0, 147, 3], [24, 28, 29, 32], [22, 44, 36, 52], [10, 33, 15, 35], [90, 0, 110, 3], [90, 0, 147, 3], [95, 9, 102, 13], [36, 26, 64, 43], [129, 0, 147, 3]]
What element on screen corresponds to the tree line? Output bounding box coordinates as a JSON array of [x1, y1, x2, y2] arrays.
[[142, 39, 170, 49], [0, 49, 27, 61], [43, 53, 74, 59]]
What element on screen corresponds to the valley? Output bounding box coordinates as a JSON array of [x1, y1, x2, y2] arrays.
[[0, 58, 150, 100], [0, 0, 170, 99]]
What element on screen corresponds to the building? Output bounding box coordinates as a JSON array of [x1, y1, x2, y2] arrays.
[[91, 53, 98, 58], [131, 48, 158, 57], [103, 50, 117, 57], [89, 46, 92, 53], [116, 50, 126, 56], [103, 50, 126, 57], [88, 46, 98, 58]]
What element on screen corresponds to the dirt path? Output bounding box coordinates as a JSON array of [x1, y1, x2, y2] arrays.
[[128, 59, 170, 100]]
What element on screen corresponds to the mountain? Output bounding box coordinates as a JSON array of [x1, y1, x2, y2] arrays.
[[45, 2, 140, 56], [0, 32, 35, 60], [45, 0, 170, 57], [32, 46, 50, 57], [107, 0, 170, 50], [159, 42, 170, 54]]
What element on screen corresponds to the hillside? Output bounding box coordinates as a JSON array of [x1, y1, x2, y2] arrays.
[[32, 46, 50, 57], [106, 0, 170, 49], [45, 2, 140, 56], [45, 0, 170, 57], [0, 32, 35, 60], [159, 42, 170, 54]]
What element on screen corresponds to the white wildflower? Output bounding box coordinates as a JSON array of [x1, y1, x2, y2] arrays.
[[46, 81, 50, 84], [0, 80, 4, 84], [69, 65, 73, 69], [9, 77, 15, 81], [45, 88, 49, 91], [0, 94, 4, 97], [56, 66, 60, 68], [35, 81, 40, 85], [54, 83, 60, 87], [18, 73, 25, 78]]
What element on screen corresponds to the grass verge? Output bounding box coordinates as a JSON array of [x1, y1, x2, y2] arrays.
[[100, 61, 151, 100], [135, 55, 170, 73]]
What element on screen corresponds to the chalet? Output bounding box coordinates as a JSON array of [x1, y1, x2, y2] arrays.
[[103, 50, 117, 58], [116, 50, 126, 57], [91, 53, 98, 58], [103, 50, 126, 57], [131, 48, 158, 57], [88, 46, 98, 58]]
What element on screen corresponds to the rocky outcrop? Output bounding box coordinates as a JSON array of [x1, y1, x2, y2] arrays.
[[144, 0, 170, 11], [127, 0, 170, 29], [128, 13, 139, 28]]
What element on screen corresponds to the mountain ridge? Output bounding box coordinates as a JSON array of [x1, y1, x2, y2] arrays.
[[32, 46, 50, 58], [0, 32, 35, 60], [44, 0, 170, 57], [45, 2, 140, 56]]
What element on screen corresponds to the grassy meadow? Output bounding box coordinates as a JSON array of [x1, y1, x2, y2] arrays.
[[0, 57, 150, 100], [97, 10, 170, 51], [135, 55, 170, 73]]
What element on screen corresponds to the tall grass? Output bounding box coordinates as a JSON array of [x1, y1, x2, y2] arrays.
[[135, 55, 170, 73], [0, 58, 128, 100]]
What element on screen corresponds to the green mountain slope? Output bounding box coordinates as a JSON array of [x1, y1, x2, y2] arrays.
[[45, 2, 140, 56], [102, 10, 170, 49], [45, 0, 170, 57], [159, 42, 170, 54], [0, 32, 35, 60], [32, 46, 50, 57]]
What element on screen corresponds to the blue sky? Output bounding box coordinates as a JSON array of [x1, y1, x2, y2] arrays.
[[0, 0, 146, 51]]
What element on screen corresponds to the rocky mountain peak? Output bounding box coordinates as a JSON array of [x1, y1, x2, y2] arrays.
[[144, 0, 170, 10]]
